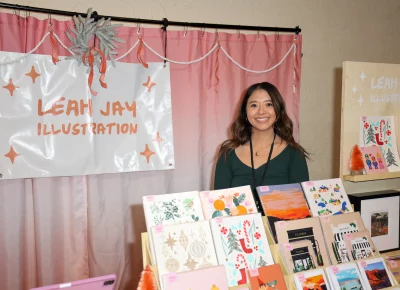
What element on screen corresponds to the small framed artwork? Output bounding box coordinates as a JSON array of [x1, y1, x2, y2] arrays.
[[349, 190, 400, 252]]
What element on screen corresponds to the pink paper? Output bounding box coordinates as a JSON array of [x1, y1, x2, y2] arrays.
[[322, 216, 330, 223], [390, 261, 398, 268], [284, 243, 293, 251], [305, 181, 314, 186], [163, 266, 229, 290], [344, 233, 353, 240], [277, 221, 286, 228], [360, 261, 367, 268], [297, 273, 305, 283], [332, 266, 339, 275], [249, 268, 259, 277], [145, 195, 155, 201], [259, 186, 269, 192], [155, 225, 163, 233]]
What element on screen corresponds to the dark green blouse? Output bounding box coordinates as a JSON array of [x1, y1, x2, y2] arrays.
[[214, 145, 309, 191]]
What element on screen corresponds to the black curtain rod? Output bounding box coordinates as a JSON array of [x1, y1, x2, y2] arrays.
[[0, 2, 301, 34]]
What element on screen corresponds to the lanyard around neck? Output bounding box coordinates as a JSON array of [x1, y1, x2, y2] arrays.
[[249, 132, 276, 189]]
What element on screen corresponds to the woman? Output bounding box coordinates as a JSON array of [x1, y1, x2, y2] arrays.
[[214, 82, 310, 210]]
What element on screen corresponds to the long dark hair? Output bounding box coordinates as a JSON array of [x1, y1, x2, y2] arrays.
[[218, 82, 310, 159]]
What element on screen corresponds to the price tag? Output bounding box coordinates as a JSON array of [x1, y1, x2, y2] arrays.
[[145, 195, 155, 201], [277, 221, 286, 228], [166, 273, 177, 283], [331, 266, 339, 275], [155, 225, 163, 233], [360, 260, 367, 268], [322, 216, 330, 223], [344, 233, 353, 240], [305, 181, 314, 186], [203, 191, 210, 197], [249, 268, 259, 277], [259, 186, 269, 192], [297, 273, 305, 283], [284, 243, 293, 251], [390, 261, 398, 268], [215, 217, 223, 223]]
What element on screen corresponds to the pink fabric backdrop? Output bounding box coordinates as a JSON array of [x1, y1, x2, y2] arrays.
[[0, 12, 302, 290]]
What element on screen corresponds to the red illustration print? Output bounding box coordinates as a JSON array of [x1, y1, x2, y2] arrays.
[[387, 130, 391, 136], [254, 245, 258, 251], [234, 192, 239, 197], [364, 122, 369, 129], [236, 230, 242, 235], [254, 232, 261, 240], [220, 227, 227, 235]]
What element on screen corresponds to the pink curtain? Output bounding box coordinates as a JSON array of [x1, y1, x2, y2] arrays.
[[0, 12, 302, 290]]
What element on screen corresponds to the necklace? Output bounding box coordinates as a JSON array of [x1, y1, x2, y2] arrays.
[[255, 142, 275, 156]]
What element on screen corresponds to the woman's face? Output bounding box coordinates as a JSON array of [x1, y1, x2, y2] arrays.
[[246, 89, 276, 133]]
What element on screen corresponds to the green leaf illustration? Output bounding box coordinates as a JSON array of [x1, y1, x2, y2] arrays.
[[224, 208, 231, 215], [233, 197, 239, 207], [212, 210, 223, 218], [237, 193, 246, 204]]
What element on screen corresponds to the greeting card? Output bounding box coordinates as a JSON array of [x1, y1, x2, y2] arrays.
[[360, 116, 400, 172], [248, 264, 287, 290], [326, 263, 366, 290], [199, 186, 257, 220], [301, 178, 352, 217], [256, 183, 311, 243], [210, 213, 274, 287], [344, 230, 378, 261], [143, 191, 204, 263], [151, 221, 218, 289], [360, 146, 388, 174], [275, 217, 330, 268], [357, 257, 394, 290], [319, 212, 366, 264], [293, 269, 331, 290], [280, 240, 317, 274], [163, 265, 229, 290]]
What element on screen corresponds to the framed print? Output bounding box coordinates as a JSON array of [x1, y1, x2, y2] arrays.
[[349, 190, 400, 252]]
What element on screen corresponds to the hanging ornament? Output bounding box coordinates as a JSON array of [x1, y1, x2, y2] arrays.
[[189, 240, 207, 259], [179, 230, 189, 250], [199, 227, 206, 241], [65, 8, 125, 95], [165, 257, 179, 272]]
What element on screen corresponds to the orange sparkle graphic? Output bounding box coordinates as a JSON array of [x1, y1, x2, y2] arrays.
[[142, 76, 156, 92], [140, 144, 155, 163], [25, 66, 41, 83], [3, 78, 19, 96], [4, 146, 20, 164], [153, 132, 165, 146]]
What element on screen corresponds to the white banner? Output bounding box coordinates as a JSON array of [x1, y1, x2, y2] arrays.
[[0, 52, 175, 179]]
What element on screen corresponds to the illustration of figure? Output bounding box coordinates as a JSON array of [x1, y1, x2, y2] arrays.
[[377, 153, 385, 169], [372, 156, 378, 169], [365, 154, 372, 169]]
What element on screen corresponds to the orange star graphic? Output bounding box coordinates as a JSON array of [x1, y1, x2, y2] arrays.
[[153, 132, 165, 146], [142, 76, 156, 92], [4, 145, 20, 164], [3, 78, 19, 96], [140, 144, 155, 163], [25, 66, 41, 83]]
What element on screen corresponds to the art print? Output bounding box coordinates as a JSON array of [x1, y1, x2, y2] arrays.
[[301, 178, 352, 216], [360, 116, 400, 172], [210, 214, 274, 287], [200, 186, 257, 220], [360, 146, 388, 174], [293, 269, 330, 290], [358, 258, 394, 290], [370, 211, 389, 237], [151, 221, 218, 289], [256, 183, 311, 243]]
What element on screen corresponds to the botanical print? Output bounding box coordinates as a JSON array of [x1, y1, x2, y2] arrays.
[[360, 146, 388, 174], [286, 241, 316, 274], [151, 221, 218, 289], [257, 183, 311, 243], [200, 186, 257, 220], [301, 178, 352, 216], [360, 116, 400, 172], [143, 191, 204, 230], [371, 211, 389, 237], [359, 259, 393, 290], [210, 214, 274, 287]]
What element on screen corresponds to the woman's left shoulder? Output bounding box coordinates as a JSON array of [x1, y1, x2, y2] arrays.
[[286, 143, 306, 158]]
